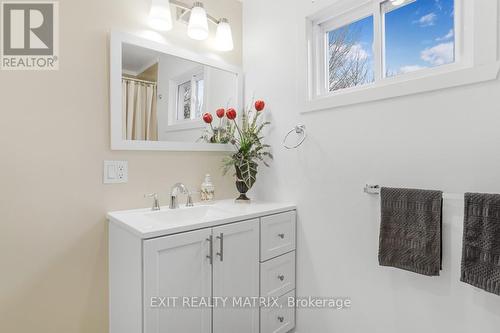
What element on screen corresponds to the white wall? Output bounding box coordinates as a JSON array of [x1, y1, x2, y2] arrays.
[[243, 0, 500, 332], [205, 66, 239, 114]]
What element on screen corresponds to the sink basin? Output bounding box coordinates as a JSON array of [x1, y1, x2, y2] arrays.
[[143, 205, 232, 224], [108, 199, 296, 238]]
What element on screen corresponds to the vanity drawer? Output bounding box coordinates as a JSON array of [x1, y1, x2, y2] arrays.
[[260, 290, 295, 333], [260, 211, 296, 261], [261, 251, 295, 298]]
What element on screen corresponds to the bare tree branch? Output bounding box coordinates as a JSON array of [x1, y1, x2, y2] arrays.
[[328, 25, 371, 92]]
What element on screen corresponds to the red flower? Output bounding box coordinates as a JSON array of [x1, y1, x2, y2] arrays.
[[203, 113, 213, 124], [226, 108, 237, 120], [255, 100, 265, 112], [216, 108, 225, 118]]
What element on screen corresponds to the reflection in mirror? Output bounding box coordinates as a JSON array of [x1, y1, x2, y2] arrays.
[[121, 43, 239, 144]]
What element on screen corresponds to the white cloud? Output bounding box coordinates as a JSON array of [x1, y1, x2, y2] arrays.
[[347, 43, 369, 60], [399, 65, 426, 74], [420, 42, 454, 66], [434, 0, 442, 11], [436, 29, 454, 41], [415, 13, 437, 27]]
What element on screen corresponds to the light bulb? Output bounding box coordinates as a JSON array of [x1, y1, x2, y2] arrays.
[[215, 18, 234, 52], [188, 2, 209, 41], [148, 0, 172, 31]]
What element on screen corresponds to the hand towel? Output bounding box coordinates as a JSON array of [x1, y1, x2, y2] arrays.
[[461, 193, 500, 295], [379, 187, 443, 276]]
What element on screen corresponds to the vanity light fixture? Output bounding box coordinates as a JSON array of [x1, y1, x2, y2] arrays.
[[390, 0, 407, 5], [147, 0, 234, 51], [148, 0, 173, 31], [187, 2, 209, 40], [215, 18, 234, 51]]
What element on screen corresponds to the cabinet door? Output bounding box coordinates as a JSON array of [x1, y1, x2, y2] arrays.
[[213, 219, 260, 333], [143, 229, 212, 333]]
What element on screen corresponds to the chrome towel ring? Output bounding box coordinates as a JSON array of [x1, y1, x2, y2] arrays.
[[283, 124, 307, 149]]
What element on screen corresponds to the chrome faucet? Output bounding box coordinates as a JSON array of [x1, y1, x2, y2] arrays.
[[170, 183, 194, 209]]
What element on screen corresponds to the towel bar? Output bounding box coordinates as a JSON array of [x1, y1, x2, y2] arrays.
[[363, 184, 463, 200]]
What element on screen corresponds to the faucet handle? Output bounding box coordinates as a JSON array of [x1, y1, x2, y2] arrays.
[[186, 193, 194, 207], [144, 193, 161, 211]]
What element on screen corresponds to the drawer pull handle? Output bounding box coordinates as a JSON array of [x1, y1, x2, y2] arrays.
[[277, 316, 285, 323], [278, 233, 285, 239], [216, 233, 224, 262], [206, 235, 213, 265], [277, 274, 285, 281]]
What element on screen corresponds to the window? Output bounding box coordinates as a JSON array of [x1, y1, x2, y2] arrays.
[[316, 0, 457, 95], [177, 80, 192, 120], [304, 0, 499, 112], [383, 0, 455, 77], [327, 15, 374, 91], [174, 70, 205, 122]]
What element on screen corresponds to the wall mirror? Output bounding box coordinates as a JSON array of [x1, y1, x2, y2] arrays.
[[110, 32, 241, 151]]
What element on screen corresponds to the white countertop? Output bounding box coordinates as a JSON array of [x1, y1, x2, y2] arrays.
[[107, 199, 296, 239]]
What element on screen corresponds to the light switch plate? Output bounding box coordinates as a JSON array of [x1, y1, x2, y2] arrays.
[[103, 160, 128, 184]]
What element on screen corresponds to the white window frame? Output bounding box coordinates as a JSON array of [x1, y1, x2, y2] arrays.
[[303, 0, 499, 113], [173, 68, 205, 122], [315, 3, 376, 96], [165, 66, 207, 133]]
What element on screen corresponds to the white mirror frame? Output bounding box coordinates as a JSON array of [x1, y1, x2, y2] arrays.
[[110, 31, 242, 151]]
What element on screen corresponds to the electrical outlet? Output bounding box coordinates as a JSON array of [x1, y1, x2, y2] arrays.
[[104, 160, 128, 184]]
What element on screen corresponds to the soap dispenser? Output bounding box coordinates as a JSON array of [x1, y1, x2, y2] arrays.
[[201, 174, 215, 202]]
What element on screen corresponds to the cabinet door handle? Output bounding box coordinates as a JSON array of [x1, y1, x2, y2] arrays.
[[277, 274, 285, 281], [278, 233, 285, 239], [277, 316, 285, 323], [206, 235, 213, 265], [216, 233, 224, 262]]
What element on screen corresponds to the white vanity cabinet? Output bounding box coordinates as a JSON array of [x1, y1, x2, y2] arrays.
[[143, 220, 260, 333], [143, 228, 214, 333], [212, 220, 260, 333], [259, 210, 297, 333], [108, 201, 296, 333]]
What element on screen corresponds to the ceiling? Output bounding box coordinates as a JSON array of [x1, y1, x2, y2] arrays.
[[122, 43, 160, 74]]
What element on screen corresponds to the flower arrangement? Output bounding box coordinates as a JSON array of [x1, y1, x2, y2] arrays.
[[201, 99, 273, 201], [199, 108, 235, 144]]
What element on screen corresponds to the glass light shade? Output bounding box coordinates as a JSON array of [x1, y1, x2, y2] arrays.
[[390, 0, 406, 5], [188, 3, 209, 40], [215, 19, 234, 51], [148, 0, 173, 31]]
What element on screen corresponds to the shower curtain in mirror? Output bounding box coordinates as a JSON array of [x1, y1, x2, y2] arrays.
[[122, 78, 158, 141]]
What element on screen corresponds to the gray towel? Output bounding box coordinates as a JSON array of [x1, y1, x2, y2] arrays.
[[378, 187, 443, 276], [461, 193, 500, 295]]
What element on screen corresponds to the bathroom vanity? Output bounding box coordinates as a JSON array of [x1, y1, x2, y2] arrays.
[[108, 200, 297, 333]]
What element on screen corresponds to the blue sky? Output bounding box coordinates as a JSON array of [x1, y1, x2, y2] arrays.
[[328, 0, 455, 80], [385, 0, 454, 75]]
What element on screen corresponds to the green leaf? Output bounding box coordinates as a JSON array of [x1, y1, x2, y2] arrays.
[[238, 160, 258, 188]]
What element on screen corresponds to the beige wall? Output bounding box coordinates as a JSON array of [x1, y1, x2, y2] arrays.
[[0, 0, 241, 332], [136, 63, 159, 82]]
